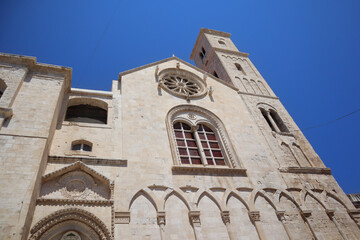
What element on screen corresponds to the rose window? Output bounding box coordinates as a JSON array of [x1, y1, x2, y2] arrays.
[[158, 69, 207, 99], [163, 75, 201, 96]]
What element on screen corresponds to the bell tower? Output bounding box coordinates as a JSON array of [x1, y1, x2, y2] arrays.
[[190, 28, 275, 97]]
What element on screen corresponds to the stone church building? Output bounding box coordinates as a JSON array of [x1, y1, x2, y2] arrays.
[[0, 28, 359, 240]]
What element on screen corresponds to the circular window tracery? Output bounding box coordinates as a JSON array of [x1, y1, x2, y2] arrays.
[[163, 75, 201, 96], [159, 69, 207, 99]]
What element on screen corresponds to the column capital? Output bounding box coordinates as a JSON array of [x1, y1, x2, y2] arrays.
[[248, 211, 260, 222], [189, 211, 201, 227], [221, 210, 230, 224]]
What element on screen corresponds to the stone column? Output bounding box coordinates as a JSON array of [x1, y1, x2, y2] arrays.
[[300, 210, 318, 240], [276, 210, 293, 240], [265, 110, 280, 132], [157, 211, 166, 240], [326, 209, 348, 240], [221, 210, 235, 240], [189, 211, 203, 240], [192, 126, 208, 166], [249, 211, 267, 240]]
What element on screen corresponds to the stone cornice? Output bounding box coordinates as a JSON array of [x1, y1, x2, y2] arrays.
[[37, 198, 113, 206], [48, 155, 127, 166], [279, 167, 331, 175], [0, 52, 72, 92], [211, 47, 249, 58], [237, 91, 279, 99], [71, 88, 113, 97], [43, 160, 113, 185], [172, 166, 247, 176]]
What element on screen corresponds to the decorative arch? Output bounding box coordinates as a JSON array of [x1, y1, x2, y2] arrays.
[[196, 190, 224, 212], [29, 208, 112, 240], [166, 104, 241, 168], [225, 190, 252, 211], [128, 188, 159, 212], [164, 188, 192, 211]]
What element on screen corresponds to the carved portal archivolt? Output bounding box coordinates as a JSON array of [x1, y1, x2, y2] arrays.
[[29, 208, 112, 240]]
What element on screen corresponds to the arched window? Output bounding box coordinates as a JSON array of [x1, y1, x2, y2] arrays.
[[173, 122, 225, 166], [218, 40, 226, 46], [269, 109, 289, 133], [235, 63, 242, 71], [260, 108, 276, 131], [258, 105, 289, 133], [167, 105, 241, 168], [0, 79, 7, 99], [213, 71, 219, 78], [71, 140, 92, 152], [65, 98, 108, 124]]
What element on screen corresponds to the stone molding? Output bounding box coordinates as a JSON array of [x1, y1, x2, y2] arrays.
[[114, 212, 130, 224], [43, 161, 112, 185], [279, 167, 331, 175], [36, 198, 113, 206], [300, 210, 312, 218], [172, 165, 246, 175], [48, 155, 127, 167]]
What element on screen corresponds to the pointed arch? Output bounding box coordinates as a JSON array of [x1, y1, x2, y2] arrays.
[[166, 104, 242, 168], [225, 190, 251, 211], [164, 188, 192, 211], [29, 208, 111, 240], [129, 188, 159, 212], [196, 190, 224, 212]]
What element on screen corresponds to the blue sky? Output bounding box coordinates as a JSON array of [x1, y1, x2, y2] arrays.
[[0, 0, 359, 193]]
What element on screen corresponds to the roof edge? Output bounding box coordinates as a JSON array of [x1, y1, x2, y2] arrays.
[[190, 28, 231, 60], [0, 52, 72, 92]]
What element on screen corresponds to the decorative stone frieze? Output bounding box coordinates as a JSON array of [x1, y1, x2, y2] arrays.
[[115, 212, 130, 224]]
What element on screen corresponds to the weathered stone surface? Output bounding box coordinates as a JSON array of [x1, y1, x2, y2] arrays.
[[0, 29, 358, 240]]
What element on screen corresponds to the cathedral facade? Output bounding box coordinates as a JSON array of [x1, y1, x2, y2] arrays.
[[0, 28, 359, 240]]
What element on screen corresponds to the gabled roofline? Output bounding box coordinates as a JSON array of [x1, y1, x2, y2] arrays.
[[42, 161, 112, 185], [118, 56, 238, 91], [0, 52, 72, 92], [190, 28, 231, 60]]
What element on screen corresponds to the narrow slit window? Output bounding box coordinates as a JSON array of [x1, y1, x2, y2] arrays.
[[213, 71, 219, 78]]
